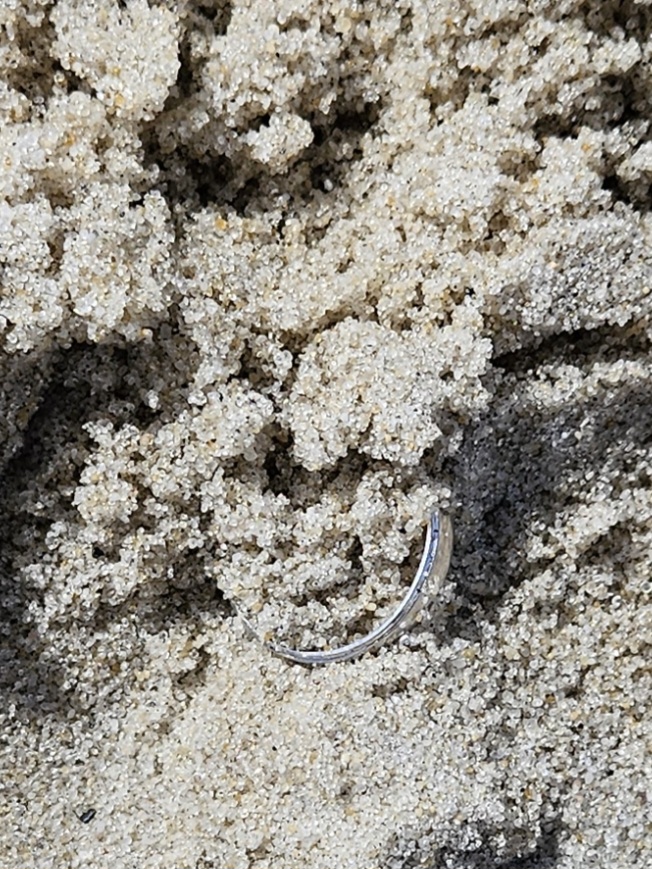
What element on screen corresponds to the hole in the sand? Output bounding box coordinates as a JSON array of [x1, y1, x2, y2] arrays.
[[195, 0, 233, 34], [142, 79, 382, 218]]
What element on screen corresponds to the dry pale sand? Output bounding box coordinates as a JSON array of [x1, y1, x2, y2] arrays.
[[1, 1, 651, 867]]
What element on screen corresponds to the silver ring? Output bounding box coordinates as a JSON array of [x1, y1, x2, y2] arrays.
[[238, 510, 453, 665]]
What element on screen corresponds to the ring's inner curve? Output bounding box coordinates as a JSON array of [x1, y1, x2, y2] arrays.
[[237, 511, 453, 665]]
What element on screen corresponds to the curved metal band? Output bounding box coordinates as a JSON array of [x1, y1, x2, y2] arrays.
[[239, 510, 453, 666]]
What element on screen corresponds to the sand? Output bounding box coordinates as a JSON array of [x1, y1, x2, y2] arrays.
[[1, 1, 651, 867]]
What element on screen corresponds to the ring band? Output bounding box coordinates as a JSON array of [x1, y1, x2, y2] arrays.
[[238, 510, 453, 665]]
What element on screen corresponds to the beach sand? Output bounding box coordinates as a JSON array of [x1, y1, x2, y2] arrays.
[[1, 1, 651, 867]]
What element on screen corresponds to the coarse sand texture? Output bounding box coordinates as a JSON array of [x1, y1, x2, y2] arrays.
[[1, 1, 651, 868]]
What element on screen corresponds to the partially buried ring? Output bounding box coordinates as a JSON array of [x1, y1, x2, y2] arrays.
[[238, 509, 453, 666]]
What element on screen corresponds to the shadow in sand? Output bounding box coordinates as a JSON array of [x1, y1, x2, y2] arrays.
[[424, 325, 652, 644], [384, 814, 562, 869], [0, 332, 226, 725]]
